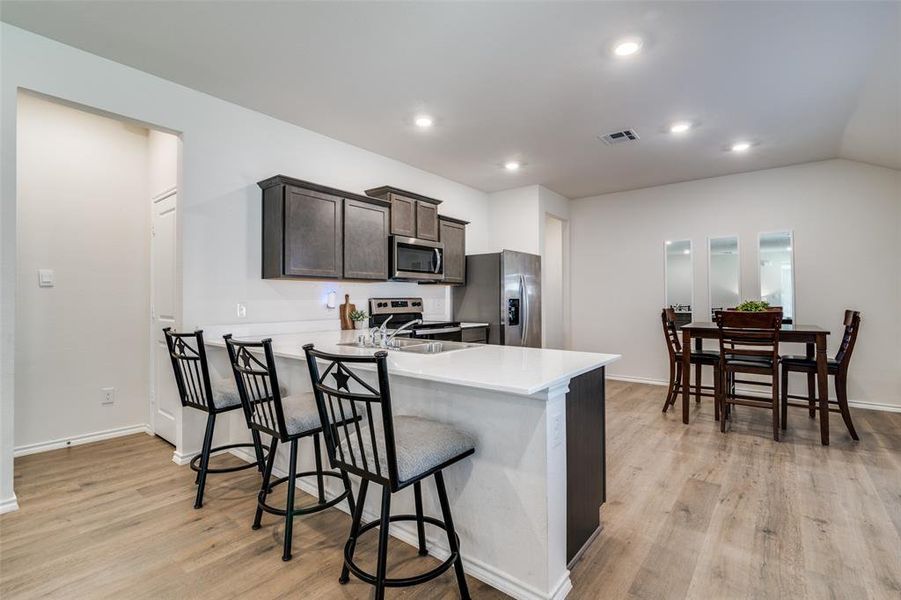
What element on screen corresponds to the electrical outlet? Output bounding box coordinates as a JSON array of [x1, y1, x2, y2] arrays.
[[101, 387, 116, 406], [236, 303, 247, 318], [551, 412, 563, 448]]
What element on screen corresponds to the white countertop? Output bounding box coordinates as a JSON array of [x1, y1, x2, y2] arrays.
[[207, 329, 619, 397]]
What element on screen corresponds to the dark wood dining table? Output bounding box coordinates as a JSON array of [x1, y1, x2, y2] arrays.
[[680, 322, 832, 445]]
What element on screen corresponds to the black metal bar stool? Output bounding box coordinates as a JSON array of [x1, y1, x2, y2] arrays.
[[303, 344, 475, 600], [781, 310, 861, 440], [224, 335, 355, 562], [163, 328, 268, 509]]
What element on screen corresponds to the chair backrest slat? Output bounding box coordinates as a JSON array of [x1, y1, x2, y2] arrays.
[[660, 308, 682, 357], [303, 344, 399, 489], [224, 335, 289, 440], [163, 328, 214, 412], [834, 310, 861, 368]]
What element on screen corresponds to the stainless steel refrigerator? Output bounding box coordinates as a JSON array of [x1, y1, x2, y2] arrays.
[[452, 250, 542, 347]]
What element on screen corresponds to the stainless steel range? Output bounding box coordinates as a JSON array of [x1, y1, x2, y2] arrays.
[[368, 297, 462, 342]]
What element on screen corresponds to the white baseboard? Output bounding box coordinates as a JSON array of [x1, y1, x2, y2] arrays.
[[607, 375, 901, 413], [607, 374, 668, 387], [847, 400, 901, 413], [0, 494, 19, 515], [13, 424, 152, 458], [172, 449, 197, 466], [227, 447, 570, 600]]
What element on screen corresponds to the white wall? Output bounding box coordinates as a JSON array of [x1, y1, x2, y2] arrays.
[[487, 185, 541, 254], [15, 92, 151, 450], [571, 159, 901, 409], [0, 24, 494, 504]]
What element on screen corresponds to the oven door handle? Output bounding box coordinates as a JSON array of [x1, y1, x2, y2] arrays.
[[414, 327, 461, 335]]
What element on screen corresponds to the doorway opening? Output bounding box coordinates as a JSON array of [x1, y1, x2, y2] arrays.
[[543, 213, 569, 349], [14, 91, 180, 458]]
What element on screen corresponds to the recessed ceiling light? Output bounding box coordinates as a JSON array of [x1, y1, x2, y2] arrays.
[[504, 161, 521, 172], [731, 141, 751, 152], [665, 241, 672, 245], [670, 121, 692, 134], [414, 115, 433, 128], [613, 38, 642, 57], [682, 249, 690, 255]]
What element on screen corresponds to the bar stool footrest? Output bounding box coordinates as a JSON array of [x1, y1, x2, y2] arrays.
[[344, 514, 459, 588], [189, 443, 268, 474], [258, 471, 348, 517]]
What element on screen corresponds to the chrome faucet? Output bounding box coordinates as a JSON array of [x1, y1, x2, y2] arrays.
[[368, 315, 392, 347], [384, 319, 422, 347]]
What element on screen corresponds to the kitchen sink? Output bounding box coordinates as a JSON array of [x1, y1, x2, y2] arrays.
[[336, 338, 478, 354]]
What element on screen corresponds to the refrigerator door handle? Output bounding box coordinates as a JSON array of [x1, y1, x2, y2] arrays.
[[520, 274, 529, 346]]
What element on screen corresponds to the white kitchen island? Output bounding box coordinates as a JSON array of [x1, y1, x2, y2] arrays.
[[205, 328, 619, 600]]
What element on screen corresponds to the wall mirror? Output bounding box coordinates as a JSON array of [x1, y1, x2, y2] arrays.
[[708, 236, 740, 318], [758, 231, 794, 322], [665, 239, 693, 325]]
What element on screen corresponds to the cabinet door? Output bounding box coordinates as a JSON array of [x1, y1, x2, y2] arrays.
[[284, 186, 343, 278], [344, 199, 389, 280], [389, 194, 416, 237], [416, 201, 439, 241], [439, 218, 466, 284]]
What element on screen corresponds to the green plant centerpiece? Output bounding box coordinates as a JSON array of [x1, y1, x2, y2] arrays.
[[734, 300, 770, 312], [349, 309, 368, 329]]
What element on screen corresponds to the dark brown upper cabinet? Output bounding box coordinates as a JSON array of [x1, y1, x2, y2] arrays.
[[365, 186, 442, 241], [343, 198, 389, 280], [259, 175, 390, 281], [388, 194, 416, 238], [438, 215, 468, 285], [416, 201, 439, 241]]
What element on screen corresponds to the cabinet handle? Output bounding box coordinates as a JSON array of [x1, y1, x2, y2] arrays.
[[433, 248, 442, 274]]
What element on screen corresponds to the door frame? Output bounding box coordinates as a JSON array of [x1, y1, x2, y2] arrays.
[[543, 212, 570, 350], [149, 181, 182, 444]]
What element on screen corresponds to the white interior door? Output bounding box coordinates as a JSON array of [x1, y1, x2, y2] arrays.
[[151, 191, 178, 444]]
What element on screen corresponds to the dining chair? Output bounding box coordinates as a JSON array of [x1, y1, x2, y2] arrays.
[[780, 310, 861, 440], [715, 309, 783, 440], [661, 308, 721, 420], [303, 344, 475, 600]]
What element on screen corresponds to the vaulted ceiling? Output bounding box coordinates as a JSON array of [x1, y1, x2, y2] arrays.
[[3, 1, 898, 198]]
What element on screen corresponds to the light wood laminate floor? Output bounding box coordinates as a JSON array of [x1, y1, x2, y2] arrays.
[[2, 380, 900, 599]]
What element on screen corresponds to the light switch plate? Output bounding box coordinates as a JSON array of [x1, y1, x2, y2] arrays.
[[101, 387, 115, 406], [38, 269, 54, 287]]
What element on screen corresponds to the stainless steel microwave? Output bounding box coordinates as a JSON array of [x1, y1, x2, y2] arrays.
[[390, 236, 445, 282]]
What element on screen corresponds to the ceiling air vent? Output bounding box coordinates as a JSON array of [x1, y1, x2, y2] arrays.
[[599, 129, 640, 145]]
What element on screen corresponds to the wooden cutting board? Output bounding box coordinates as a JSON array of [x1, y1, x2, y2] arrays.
[[339, 294, 355, 330]]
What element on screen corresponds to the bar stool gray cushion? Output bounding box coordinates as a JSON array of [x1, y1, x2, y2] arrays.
[[337, 416, 475, 484], [211, 380, 287, 411], [282, 393, 323, 436]]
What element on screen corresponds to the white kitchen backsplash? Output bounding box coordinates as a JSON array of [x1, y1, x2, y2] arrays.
[[198, 281, 451, 337]]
